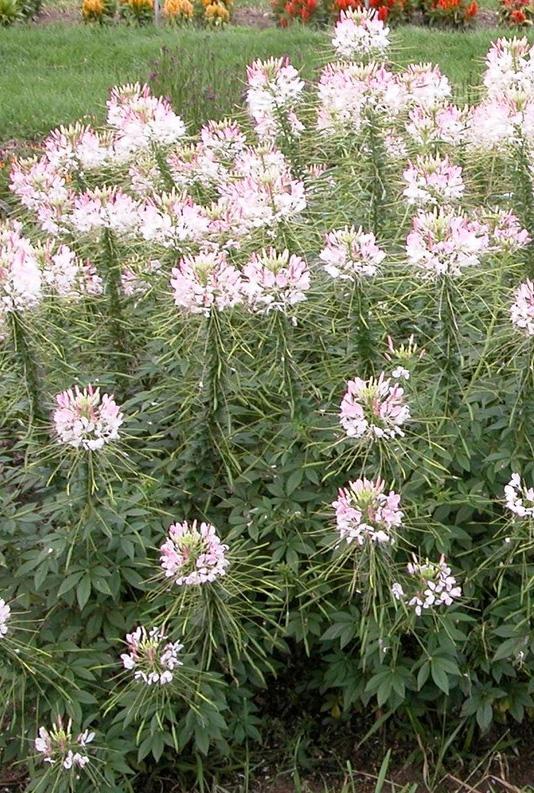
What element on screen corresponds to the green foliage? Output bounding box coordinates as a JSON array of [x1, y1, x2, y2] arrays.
[[19, 0, 42, 18], [0, 0, 22, 25]]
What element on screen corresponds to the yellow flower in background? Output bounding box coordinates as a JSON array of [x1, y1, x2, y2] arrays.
[[82, 0, 115, 20], [164, 0, 194, 18], [82, 0, 104, 14], [204, 0, 229, 22]]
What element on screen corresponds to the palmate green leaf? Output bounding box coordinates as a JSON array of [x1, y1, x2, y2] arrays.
[[321, 608, 360, 649], [77, 574, 92, 610]]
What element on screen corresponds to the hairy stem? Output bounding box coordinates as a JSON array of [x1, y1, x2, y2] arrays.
[[153, 145, 176, 193], [275, 311, 301, 420], [10, 310, 43, 424], [351, 280, 375, 379], [366, 111, 388, 238], [437, 277, 460, 414], [513, 138, 534, 279]]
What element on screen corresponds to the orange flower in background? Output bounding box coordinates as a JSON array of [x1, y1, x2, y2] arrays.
[[466, 0, 478, 14]]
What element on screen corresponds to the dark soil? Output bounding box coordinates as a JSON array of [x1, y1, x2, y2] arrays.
[[234, 6, 276, 28]]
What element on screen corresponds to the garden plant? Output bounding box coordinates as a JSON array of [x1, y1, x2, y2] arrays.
[[1, 11, 534, 791]]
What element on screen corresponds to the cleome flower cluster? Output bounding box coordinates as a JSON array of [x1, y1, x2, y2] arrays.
[[505, 473, 534, 520], [53, 385, 124, 451], [160, 520, 230, 586], [339, 373, 410, 441], [35, 719, 94, 770], [333, 477, 403, 545], [392, 556, 462, 616], [120, 626, 184, 685], [0, 599, 10, 639]]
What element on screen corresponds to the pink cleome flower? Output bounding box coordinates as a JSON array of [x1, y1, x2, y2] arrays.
[[216, 147, 306, 234], [319, 226, 385, 280], [44, 123, 111, 173], [505, 473, 534, 519], [0, 598, 10, 639], [53, 385, 124, 451], [332, 8, 390, 61], [333, 477, 402, 545], [10, 155, 70, 213], [171, 248, 243, 316], [510, 280, 534, 337], [406, 208, 489, 278], [35, 719, 94, 770], [399, 63, 451, 109], [340, 372, 410, 441], [405, 104, 465, 146], [69, 187, 140, 238], [484, 209, 531, 253], [107, 83, 186, 156], [200, 119, 247, 161], [242, 248, 310, 314], [246, 57, 304, 141], [0, 223, 42, 319], [36, 241, 103, 300], [121, 626, 183, 685], [160, 520, 230, 586], [402, 155, 464, 207], [483, 37, 534, 104], [139, 190, 210, 247], [317, 62, 403, 136], [392, 555, 462, 616]]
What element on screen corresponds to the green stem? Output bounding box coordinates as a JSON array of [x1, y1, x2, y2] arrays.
[[203, 309, 238, 481], [206, 309, 225, 418], [512, 341, 534, 462], [153, 145, 176, 192], [366, 111, 388, 238], [273, 101, 304, 179], [10, 311, 43, 424], [102, 229, 127, 376], [513, 137, 534, 279], [275, 311, 301, 420], [351, 280, 375, 379], [437, 277, 460, 414]]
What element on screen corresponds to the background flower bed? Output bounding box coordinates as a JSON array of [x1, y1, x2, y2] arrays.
[[1, 14, 534, 791], [81, 0, 236, 27]]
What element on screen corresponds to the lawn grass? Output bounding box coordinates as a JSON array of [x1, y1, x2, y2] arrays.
[[0, 22, 533, 143]]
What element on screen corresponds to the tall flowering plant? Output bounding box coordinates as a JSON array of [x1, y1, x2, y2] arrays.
[[4, 31, 534, 791]]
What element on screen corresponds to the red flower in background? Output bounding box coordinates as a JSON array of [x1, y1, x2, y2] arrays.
[[332, 0, 406, 21], [276, 0, 318, 23], [466, 0, 477, 14], [497, 0, 530, 25]]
